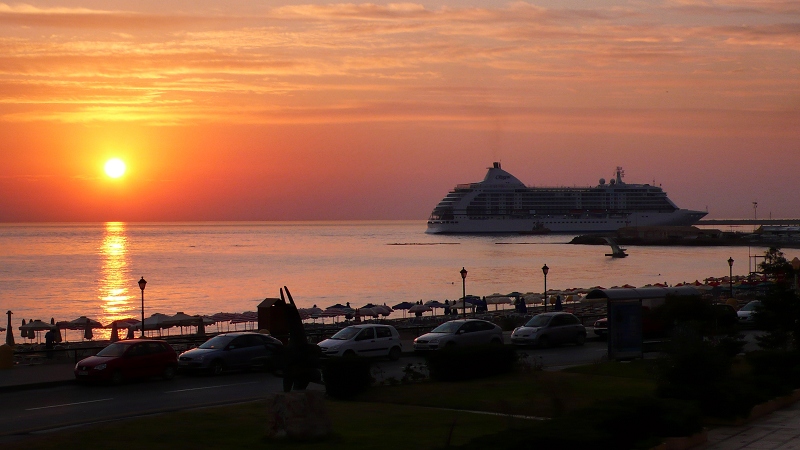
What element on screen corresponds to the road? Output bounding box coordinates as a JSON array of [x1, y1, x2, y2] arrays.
[[0, 339, 612, 440]]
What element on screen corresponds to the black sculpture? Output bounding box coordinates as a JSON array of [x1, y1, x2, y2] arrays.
[[279, 286, 322, 392]]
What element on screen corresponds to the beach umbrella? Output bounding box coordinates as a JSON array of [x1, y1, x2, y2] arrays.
[[326, 303, 347, 310], [374, 305, 393, 316], [69, 316, 103, 330], [409, 304, 432, 314], [523, 294, 543, 305], [486, 294, 512, 310], [358, 307, 379, 318], [392, 301, 414, 310], [109, 322, 119, 342], [166, 312, 197, 327]]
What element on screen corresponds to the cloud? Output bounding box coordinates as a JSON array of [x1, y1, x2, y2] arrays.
[[0, 2, 795, 126]]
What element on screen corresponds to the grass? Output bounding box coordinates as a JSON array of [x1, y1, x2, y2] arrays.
[[23, 360, 660, 450]]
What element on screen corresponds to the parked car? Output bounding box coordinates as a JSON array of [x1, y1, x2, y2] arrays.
[[510, 312, 587, 347], [413, 319, 503, 351], [592, 317, 608, 338], [178, 332, 284, 375], [318, 324, 402, 360], [74, 339, 178, 384], [737, 300, 762, 327]]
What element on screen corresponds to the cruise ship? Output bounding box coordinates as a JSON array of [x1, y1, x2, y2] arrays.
[[426, 163, 707, 234]]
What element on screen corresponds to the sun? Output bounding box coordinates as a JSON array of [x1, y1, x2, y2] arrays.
[[104, 158, 127, 178]]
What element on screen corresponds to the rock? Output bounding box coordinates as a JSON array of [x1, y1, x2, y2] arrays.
[[265, 391, 331, 439]]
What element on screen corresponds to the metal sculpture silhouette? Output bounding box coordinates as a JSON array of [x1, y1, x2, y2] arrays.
[[279, 286, 321, 392]]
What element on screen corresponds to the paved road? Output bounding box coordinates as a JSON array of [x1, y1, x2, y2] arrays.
[[0, 339, 612, 439]]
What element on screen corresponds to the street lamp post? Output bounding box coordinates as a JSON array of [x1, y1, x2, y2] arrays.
[[542, 264, 549, 312], [727, 257, 734, 299], [460, 267, 468, 319], [138, 277, 147, 338]]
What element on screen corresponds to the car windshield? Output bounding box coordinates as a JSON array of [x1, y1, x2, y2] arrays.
[[524, 315, 551, 328], [96, 343, 128, 357], [430, 322, 461, 334], [329, 327, 361, 340], [741, 302, 761, 312], [198, 335, 235, 349]]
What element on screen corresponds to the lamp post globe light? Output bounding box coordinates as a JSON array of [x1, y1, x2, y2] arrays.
[[460, 267, 468, 319], [542, 264, 549, 312], [138, 277, 147, 338], [727, 257, 734, 299]]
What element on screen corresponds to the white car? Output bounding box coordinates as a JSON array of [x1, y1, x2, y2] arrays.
[[318, 324, 402, 360], [413, 319, 503, 351], [737, 300, 762, 327]]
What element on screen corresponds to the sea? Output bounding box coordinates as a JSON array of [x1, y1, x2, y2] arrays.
[[0, 221, 777, 339]]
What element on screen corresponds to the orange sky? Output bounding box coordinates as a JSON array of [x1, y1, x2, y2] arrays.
[[0, 1, 798, 222]]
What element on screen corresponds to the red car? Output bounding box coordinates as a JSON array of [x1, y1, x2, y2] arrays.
[[75, 339, 178, 384]]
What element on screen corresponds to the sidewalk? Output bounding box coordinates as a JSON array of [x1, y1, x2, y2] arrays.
[[700, 400, 800, 449], [0, 361, 75, 392]]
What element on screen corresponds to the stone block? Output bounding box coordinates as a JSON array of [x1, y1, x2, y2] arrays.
[[265, 391, 331, 439]]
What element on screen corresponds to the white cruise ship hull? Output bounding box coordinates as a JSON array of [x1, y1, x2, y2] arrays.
[[426, 210, 708, 234]]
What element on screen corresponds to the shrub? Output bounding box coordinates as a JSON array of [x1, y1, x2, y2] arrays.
[[425, 345, 517, 381], [321, 357, 372, 400], [746, 350, 800, 394]]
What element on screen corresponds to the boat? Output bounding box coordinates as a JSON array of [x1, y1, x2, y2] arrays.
[[519, 223, 551, 235], [426, 163, 707, 234]]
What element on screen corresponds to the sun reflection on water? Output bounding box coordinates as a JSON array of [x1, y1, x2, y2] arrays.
[[99, 222, 133, 323]]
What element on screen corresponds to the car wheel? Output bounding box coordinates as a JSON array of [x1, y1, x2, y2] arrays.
[[388, 346, 401, 361], [575, 333, 586, 346], [343, 350, 356, 358], [210, 360, 225, 376], [537, 335, 550, 349], [162, 365, 177, 380], [110, 370, 123, 385]]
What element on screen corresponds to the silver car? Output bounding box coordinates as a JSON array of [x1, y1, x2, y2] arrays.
[[318, 324, 402, 360], [511, 312, 586, 347], [178, 332, 284, 375], [413, 319, 503, 351]]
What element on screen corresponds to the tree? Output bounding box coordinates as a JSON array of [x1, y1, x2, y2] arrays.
[[754, 248, 800, 350]]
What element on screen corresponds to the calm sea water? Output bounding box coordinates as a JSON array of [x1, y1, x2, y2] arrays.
[[0, 221, 777, 337]]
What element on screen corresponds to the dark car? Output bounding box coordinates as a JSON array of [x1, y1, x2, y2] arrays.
[[510, 312, 587, 347], [178, 332, 284, 375], [75, 339, 178, 384]]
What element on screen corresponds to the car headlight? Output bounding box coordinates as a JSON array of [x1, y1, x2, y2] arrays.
[[94, 363, 107, 371]]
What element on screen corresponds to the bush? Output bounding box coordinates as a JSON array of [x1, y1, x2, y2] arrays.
[[425, 345, 518, 381], [746, 350, 800, 394], [451, 396, 702, 450], [321, 357, 372, 400], [656, 326, 766, 418]]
